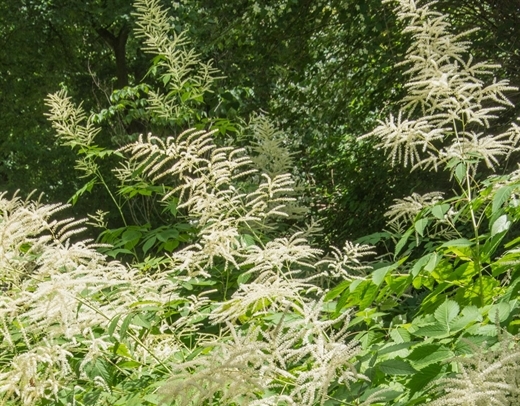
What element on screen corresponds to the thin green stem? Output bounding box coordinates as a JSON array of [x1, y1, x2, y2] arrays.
[[464, 165, 484, 306], [94, 167, 128, 227], [75, 295, 173, 374]]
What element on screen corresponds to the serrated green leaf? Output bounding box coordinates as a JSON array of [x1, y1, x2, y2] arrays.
[[467, 323, 498, 336], [395, 228, 414, 257], [492, 185, 513, 214], [408, 344, 453, 368], [358, 282, 379, 310], [449, 306, 480, 332], [357, 330, 376, 350], [407, 363, 444, 394], [491, 214, 511, 237], [69, 178, 96, 205], [390, 327, 411, 343], [108, 314, 122, 337], [434, 300, 460, 328], [412, 324, 449, 337], [372, 263, 398, 286], [324, 280, 350, 301], [120, 313, 133, 340], [117, 360, 142, 369], [455, 162, 467, 184], [425, 252, 440, 273], [378, 342, 414, 357], [378, 359, 417, 375], [90, 358, 110, 383], [115, 343, 133, 358], [414, 218, 429, 237], [431, 204, 450, 220], [412, 254, 431, 277], [488, 302, 511, 323], [441, 238, 474, 248]]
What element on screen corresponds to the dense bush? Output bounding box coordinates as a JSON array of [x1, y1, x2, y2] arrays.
[[2, 0, 520, 405]]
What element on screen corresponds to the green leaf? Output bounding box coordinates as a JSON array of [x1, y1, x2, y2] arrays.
[[69, 178, 96, 205], [491, 214, 511, 237], [412, 253, 431, 277], [449, 306, 480, 332], [482, 230, 508, 263], [104, 248, 135, 258], [412, 324, 449, 338], [434, 299, 460, 328], [115, 343, 133, 358], [237, 272, 252, 285], [454, 162, 467, 184], [407, 363, 444, 394], [122, 229, 142, 243], [378, 342, 414, 356], [157, 228, 179, 242], [108, 314, 122, 337], [505, 235, 520, 249], [324, 280, 349, 301], [492, 185, 513, 214], [395, 228, 414, 257], [120, 313, 133, 340], [414, 218, 429, 237], [142, 394, 161, 405], [240, 234, 256, 247], [142, 236, 156, 254], [164, 239, 179, 251], [358, 282, 379, 310], [441, 238, 474, 248], [88, 358, 111, 383], [431, 203, 450, 220], [372, 263, 398, 286], [132, 314, 151, 329], [408, 344, 453, 369], [468, 324, 498, 337], [378, 359, 417, 375], [117, 361, 142, 369], [390, 328, 411, 343], [164, 198, 178, 216], [349, 279, 363, 293], [424, 252, 440, 273], [488, 302, 511, 323]]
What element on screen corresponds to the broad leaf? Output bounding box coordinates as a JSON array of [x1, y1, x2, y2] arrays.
[[431, 203, 450, 220], [378, 359, 417, 375], [434, 299, 460, 328], [491, 214, 511, 237], [414, 218, 429, 237], [408, 344, 453, 369], [441, 238, 474, 248], [492, 185, 513, 214]]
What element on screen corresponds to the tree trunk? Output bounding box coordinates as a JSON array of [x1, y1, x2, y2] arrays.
[[96, 24, 129, 89]]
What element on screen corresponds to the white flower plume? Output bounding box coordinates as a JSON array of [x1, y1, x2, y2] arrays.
[[363, 0, 520, 173]]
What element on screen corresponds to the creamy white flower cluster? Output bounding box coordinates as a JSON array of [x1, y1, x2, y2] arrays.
[[362, 0, 519, 172]]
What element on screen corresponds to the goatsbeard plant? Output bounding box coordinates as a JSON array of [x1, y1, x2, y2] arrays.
[[1, 0, 369, 405], [3, 0, 520, 405], [352, 0, 520, 404]]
